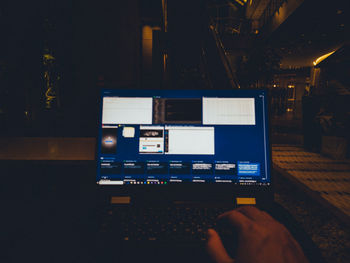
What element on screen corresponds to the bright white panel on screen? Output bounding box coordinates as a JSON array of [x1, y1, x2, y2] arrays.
[[203, 98, 255, 125], [102, 97, 153, 124], [166, 126, 214, 155]]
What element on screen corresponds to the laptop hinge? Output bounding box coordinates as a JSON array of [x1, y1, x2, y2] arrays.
[[236, 197, 256, 205], [111, 196, 131, 204]]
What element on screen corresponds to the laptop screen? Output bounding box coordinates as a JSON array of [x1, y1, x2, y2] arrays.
[[96, 89, 271, 186]]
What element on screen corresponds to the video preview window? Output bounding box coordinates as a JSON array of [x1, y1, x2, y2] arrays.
[[153, 98, 202, 124], [139, 126, 164, 154]]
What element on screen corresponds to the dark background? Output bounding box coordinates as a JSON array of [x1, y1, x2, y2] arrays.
[[0, 0, 141, 137], [1, 1, 350, 262]]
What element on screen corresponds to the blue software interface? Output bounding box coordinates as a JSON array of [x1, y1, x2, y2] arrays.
[[96, 89, 270, 186]]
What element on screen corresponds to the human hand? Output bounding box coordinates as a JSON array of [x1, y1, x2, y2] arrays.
[[206, 206, 309, 263]]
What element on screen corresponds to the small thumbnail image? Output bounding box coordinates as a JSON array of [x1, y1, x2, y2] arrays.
[[101, 128, 118, 154]]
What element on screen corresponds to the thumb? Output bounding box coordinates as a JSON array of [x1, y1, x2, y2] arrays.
[[206, 229, 235, 263]]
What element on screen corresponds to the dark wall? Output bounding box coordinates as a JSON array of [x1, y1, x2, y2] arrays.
[[167, 0, 206, 87], [0, 0, 45, 135], [71, 0, 141, 136], [0, 0, 141, 136]]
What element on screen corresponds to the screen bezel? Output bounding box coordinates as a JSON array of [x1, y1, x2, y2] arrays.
[[95, 88, 273, 201]]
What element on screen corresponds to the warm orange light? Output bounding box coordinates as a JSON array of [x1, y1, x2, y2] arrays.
[[313, 50, 336, 66], [142, 25, 153, 70], [162, 0, 168, 32], [163, 53, 168, 72]]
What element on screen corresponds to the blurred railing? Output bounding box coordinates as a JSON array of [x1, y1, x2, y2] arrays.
[[200, 47, 214, 89], [208, 18, 240, 89], [211, 16, 250, 37]]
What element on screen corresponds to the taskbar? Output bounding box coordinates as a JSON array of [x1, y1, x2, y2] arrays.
[[97, 179, 270, 186]]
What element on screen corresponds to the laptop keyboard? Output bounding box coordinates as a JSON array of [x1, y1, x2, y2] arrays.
[[99, 206, 234, 242]]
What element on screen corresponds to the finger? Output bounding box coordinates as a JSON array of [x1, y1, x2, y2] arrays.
[[218, 210, 252, 229], [206, 229, 235, 263], [235, 206, 273, 222]]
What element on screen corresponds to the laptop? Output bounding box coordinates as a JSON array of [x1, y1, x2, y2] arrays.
[[95, 88, 273, 262]]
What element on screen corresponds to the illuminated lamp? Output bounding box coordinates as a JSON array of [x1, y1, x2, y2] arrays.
[[313, 50, 336, 66]]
